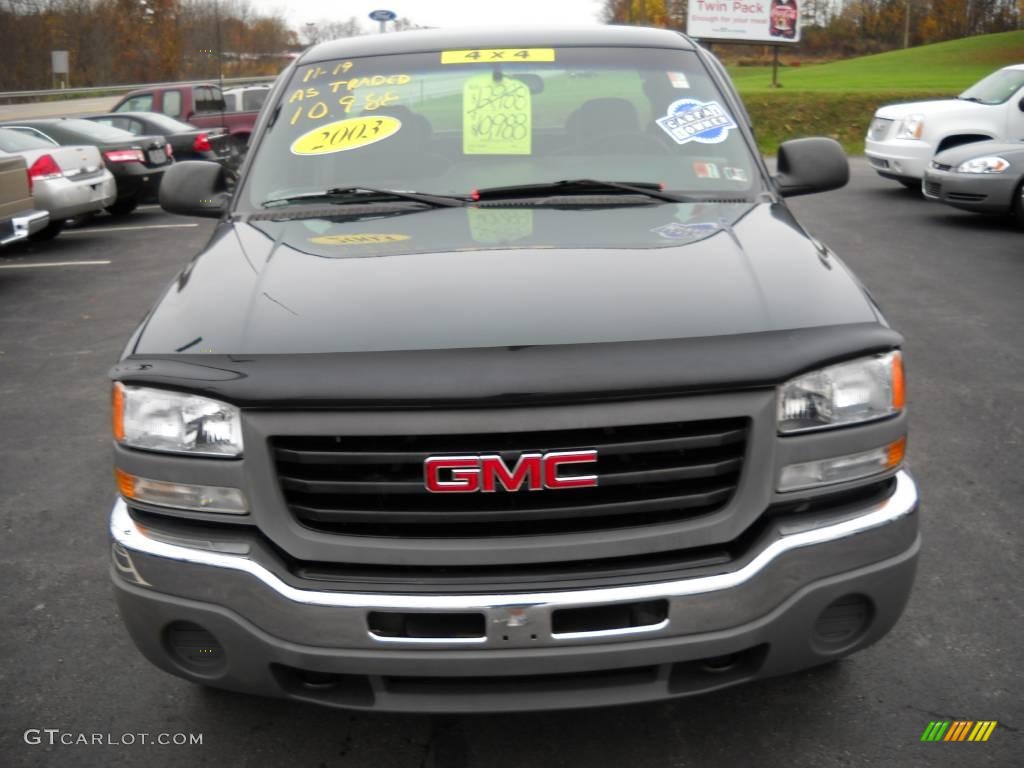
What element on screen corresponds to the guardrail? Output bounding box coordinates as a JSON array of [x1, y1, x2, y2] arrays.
[[0, 76, 277, 103]]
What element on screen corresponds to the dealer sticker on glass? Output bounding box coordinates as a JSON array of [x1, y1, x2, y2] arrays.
[[656, 98, 737, 146]]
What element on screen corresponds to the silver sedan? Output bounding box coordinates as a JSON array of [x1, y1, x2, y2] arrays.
[[923, 140, 1024, 227], [0, 127, 117, 241]]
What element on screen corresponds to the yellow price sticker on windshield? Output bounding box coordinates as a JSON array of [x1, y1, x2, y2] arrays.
[[463, 74, 531, 155], [310, 234, 411, 245], [442, 48, 555, 64], [290, 116, 401, 156]]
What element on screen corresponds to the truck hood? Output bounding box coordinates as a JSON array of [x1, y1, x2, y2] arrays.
[[133, 201, 879, 356], [119, 201, 898, 405], [875, 98, 987, 121]]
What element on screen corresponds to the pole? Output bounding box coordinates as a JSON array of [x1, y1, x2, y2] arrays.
[[379, 20, 386, 33], [215, 0, 225, 131], [903, 0, 911, 48], [214, 0, 224, 87], [771, 45, 780, 88]]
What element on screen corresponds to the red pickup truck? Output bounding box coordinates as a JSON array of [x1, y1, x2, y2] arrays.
[[111, 83, 261, 154]]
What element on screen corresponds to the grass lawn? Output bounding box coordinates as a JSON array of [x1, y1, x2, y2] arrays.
[[726, 30, 1024, 153], [728, 30, 1024, 93], [743, 91, 948, 155]]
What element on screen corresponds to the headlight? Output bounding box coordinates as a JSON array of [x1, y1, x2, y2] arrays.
[[956, 156, 1010, 174], [895, 114, 924, 140], [112, 383, 243, 457], [777, 352, 904, 434]]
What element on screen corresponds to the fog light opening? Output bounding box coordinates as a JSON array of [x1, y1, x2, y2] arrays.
[[701, 654, 740, 674], [296, 670, 343, 690], [812, 594, 874, 653], [163, 621, 227, 676]]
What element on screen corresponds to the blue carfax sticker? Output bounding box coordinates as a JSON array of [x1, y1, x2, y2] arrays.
[[656, 99, 737, 145], [651, 222, 720, 241]]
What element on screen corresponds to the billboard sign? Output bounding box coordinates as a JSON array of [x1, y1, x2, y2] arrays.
[[687, 1, 801, 43], [51, 50, 69, 74]]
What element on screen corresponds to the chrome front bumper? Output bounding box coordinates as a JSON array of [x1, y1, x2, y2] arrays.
[[111, 471, 919, 648], [109, 471, 919, 711], [1, 209, 48, 245], [865, 138, 933, 180]]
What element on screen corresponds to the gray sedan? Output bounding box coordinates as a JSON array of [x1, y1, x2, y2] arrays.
[[922, 140, 1024, 226], [0, 127, 117, 240]]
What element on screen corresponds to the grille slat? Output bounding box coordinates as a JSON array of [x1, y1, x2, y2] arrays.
[[288, 486, 735, 525], [273, 427, 746, 465], [278, 456, 743, 495], [272, 417, 748, 537]]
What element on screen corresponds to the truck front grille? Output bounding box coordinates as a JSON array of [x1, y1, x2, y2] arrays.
[[271, 417, 748, 537]]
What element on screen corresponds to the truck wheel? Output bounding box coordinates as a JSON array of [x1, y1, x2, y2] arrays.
[[106, 198, 138, 216], [28, 221, 65, 242]]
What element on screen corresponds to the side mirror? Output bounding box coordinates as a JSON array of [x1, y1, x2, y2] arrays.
[[1018, 95, 1024, 112], [159, 160, 232, 218], [774, 137, 849, 197]]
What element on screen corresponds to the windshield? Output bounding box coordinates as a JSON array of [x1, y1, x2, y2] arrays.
[[959, 68, 1024, 105], [241, 46, 761, 209]]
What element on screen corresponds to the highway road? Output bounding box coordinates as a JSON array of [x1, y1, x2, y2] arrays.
[[0, 163, 1021, 767], [0, 97, 120, 121]]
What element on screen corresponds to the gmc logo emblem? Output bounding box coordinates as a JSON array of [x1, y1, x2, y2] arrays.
[[424, 450, 598, 493]]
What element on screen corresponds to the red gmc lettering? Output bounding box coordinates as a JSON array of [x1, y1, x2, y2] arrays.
[[424, 451, 598, 493], [423, 456, 481, 493], [481, 454, 543, 492], [543, 450, 599, 489]]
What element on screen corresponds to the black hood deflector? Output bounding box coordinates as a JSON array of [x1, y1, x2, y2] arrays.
[[112, 322, 900, 407]]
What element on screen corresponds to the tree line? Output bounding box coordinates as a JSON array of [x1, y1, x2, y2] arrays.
[[602, 1, 1022, 56], [1, 0, 296, 90]]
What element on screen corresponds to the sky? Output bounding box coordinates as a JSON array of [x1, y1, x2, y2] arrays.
[[254, 0, 606, 32]]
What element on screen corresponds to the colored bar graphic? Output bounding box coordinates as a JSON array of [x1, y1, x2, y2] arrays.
[[921, 722, 949, 741], [921, 721, 997, 742], [944, 721, 972, 741]]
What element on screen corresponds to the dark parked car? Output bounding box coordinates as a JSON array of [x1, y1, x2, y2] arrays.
[[85, 112, 232, 164], [923, 140, 1024, 227], [0, 118, 171, 215], [112, 26, 917, 713]]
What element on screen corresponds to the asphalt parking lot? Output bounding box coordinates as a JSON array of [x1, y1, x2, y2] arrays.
[[1, 160, 1021, 767]]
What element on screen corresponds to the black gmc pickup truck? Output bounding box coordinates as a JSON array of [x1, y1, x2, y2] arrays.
[[109, 26, 919, 712]]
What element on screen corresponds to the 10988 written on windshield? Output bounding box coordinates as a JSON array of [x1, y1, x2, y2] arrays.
[[243, 46, 759, 204]]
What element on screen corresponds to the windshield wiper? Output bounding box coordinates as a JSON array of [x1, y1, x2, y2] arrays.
[[261, 186, 466, 209], [471, 179, 694, 204], [957, 96, 984, 103]]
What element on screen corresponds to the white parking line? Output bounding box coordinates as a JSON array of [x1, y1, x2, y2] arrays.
[[63, 223, 200, 235], [0, 260, 111, 269]]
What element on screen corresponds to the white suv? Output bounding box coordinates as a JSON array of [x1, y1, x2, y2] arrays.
[[865, 65, 1024, 188], [222, 84, 271, 113]]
